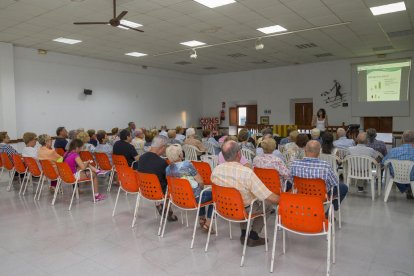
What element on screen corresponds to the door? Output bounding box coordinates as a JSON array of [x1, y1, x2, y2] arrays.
[[295, 102, 313, 126], [363, 117, 392, 133]]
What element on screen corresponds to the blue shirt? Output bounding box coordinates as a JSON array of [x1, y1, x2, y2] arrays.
[[0, 143, 18, 159], [54, 137, 68, 150], [291, 157, 338, 191], [279, 137, 290, 145], [382, 144, 414, 180], [333, 137, 355, 149], [166, 161, 201, 197]]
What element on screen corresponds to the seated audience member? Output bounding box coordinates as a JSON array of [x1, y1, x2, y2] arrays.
[[382, 130, 414, 199], [137, 135, 177, 221], [201, 129, 220, 155], [63, 139, 106, 201], [211, 140, 279, 247], [253, 138, 291, 187], [175, 126, 186, 142], [291, 140, 348, 215], [87, 129, 98, 147], [37, 134, 62, 192], [127, 122, 136, 136], [131, 128, 145, 154], [166, 144, 214, 231], [218, 136, 251, 167], [95, 130, 113, 164], [66, 129, 78, 150], [321, 132, 338, 156], [22, 132, 38, 158], [238, 128, 255, 152], [333, 128, 355, 148], [108, 127, 119, 146], [366, 128, 387, 157], [0, 131, 18, 159], [284, 130, 299, 151], [54, 126, 68, 151], [279, 127, 296, 145], [167, 129, 183, 145], [184, 128, 206, 154], [113, 129, 139, 168], [77, 131, 95, 152], [285, 133, 309, 167], [311, 128, 322, 144], [256, 134, 285, 162], [144, 130, 155, 152], [159, 125, 168, 137]]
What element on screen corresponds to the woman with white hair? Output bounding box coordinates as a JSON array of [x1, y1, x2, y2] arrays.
[[166, 144, 214, 233], [184, 127, 206, 155]]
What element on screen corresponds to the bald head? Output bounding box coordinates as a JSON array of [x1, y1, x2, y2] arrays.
[[222, 140, 241, 162], [305, 140, 321, 158], [337, 128, 346, 138], [356, 132, 367, 145]]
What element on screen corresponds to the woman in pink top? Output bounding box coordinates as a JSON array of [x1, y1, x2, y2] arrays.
[[63, 139, 106, 201]]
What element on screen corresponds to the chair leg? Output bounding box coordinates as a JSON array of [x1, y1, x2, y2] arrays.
[[241, 217, 252, 267], [384, 179, 394, 202], [229, 221, 232, 240], [214, 212, 218, 236], [326, 219, 332, 276], [204, 209, 215, 252], [337, 186, 342, 229], [6, 169, 15, 191], [270, 215, 279, 273], [107, 170, 114, 192], [23, 174, 32, 196], [18, 172, 28, 195], [161, 200, 172, 237], [186, 211, 189, 227], [69, 183, 78, 211], [34, 175, 43, 200], [190, 207, 201, 249], [91, 178, 95, 203], [51, 179, 61, 205], [131, 194, 141, 228], [282, 229, 286, 254], [263, 203, 268, 252], [332, 209, 336, 264], [157, 196, 168, 236], [0, 167, 3, 178], [112, 186, 122, 216], [371, 179, 375, 201]]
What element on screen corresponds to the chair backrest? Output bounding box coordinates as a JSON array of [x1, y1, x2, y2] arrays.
[[241, 148, 255, 163], [39, 160, 59, 180], [23, 157, 42, 177], [137, 172, 165, 200], [1, 152, 13, 170], [182, 145, 198, 161], [79, 151, 96, 167], [55, 148, 65, 156], [253, 167, 282, 195], [202, 141, 216, 155], [344, 155, 376, 180], [56, 162, 76, 184], [113, 154, 128, 167], [168, 177, 198, 209], [95, 152, 113, 170], [388, 159, 414, 184], [278, 144, 286, 153], [319, 153, 339, 172], [12, 154, 26, 174], [212, 184, 247, 221], [116, 166, 140, 193], [336, 148, 349, 160], [279, 193, 326, 233], [191, 161, 212, 185], [200, 154, 218, 170], [293, 176, 327, 202]]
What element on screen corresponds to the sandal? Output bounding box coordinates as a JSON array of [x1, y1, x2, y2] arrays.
[[199, 217, 207, 227], [202, 223, 215, 234]]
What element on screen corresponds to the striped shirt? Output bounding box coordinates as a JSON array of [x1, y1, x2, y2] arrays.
[[211, 161, 272, 207], [253, 154, 291, 183], [0, 143, 18, 159]]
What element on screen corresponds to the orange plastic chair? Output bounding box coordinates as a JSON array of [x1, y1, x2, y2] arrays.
[[270, 193, 335, 275], [134, 172, 168, 235], [12, 154, 28, 195], [253, 167, 283, 195], [55, 148, 65, 156], [38, 160, 59, 200], [1, 152, 15, 191], [54, 162, 94, 210], [22, 157, 43, 197], [79, 151, 96, 167], [205, 184, 268, 267], [95, 152, 115, 191], [191, 161, 212, 185], [161, 177, 214, 248], [112, 166, 140, 226], [293, 176, 328, 202]]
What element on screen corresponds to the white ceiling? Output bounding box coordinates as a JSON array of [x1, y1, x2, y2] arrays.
[[0, 0, 413, 74]]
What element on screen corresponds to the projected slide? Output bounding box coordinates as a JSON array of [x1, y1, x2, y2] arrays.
[[367, 66, 401, 101]]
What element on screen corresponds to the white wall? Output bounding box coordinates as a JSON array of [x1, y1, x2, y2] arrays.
[[201, 52, 414, 132], [13, 47, 202, 137]]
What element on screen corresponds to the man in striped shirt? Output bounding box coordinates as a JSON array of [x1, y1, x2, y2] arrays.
[[291, 140, 348, 213]]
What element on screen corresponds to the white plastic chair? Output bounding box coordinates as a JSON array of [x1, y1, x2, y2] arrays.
[[336, 148, 349, 161], [202, 141, 216, 155], [383, 160, 414, 202], [182, 144, 203, 161], [241, 148, 255, 164], [343, 155, 381, 201], [200, 154, 218, 170]]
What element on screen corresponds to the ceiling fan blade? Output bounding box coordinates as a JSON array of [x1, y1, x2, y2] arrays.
[[74, 22, 108, 25], [119, 24, 144, 32], [113, 0, 116, 19], [116, 10, 128, 21]]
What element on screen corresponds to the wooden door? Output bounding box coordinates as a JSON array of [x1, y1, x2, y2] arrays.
[[229, 107, 237, 126], [245, 105, 257, 125], [363, 117, 392, 132], [295, 103, 313, 126]]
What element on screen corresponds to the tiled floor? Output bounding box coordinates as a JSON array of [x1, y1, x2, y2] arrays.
[[0, 174, 413, 276]]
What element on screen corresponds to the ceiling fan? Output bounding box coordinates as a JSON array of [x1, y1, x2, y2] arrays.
[[73, 0, 144, 32]]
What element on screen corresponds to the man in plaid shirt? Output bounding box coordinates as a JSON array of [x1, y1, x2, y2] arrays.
[[382, 130, 414, 199], [291, 140, 348, 212], [0, 131, 18, 159]]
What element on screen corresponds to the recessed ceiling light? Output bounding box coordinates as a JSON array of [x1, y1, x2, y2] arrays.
[[180, 40, 206, 47], [53, 37, 82, 44], [193, 0, 236, 8], [118, 20, 143, 30], [125, 52, 147, 57], [370, 1, 406, 15], [257, 25, 287, 34]]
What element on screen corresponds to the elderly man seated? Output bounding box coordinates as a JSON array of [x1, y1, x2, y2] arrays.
[[211, 140, 279, 247], [366, 128, 387, 157], [131, 128, 145, 154], [333, 128, 355, 148], [291, 140, 348, 216]]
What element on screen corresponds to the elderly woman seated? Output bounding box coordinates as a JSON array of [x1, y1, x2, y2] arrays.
[[144, 130, 155, 152], [95, 130, 113, 164], [108, 127, 119, 146], [167, 129, 183, 145], [77, 131, 95, 152], [184, 128, 206, 154], [238, 128, 255, 152], [37, 134, 63, 192], [165, 144, 214, 232], [131, 128, 145, 154], [285, 133, 309, 167], [22, 132, 38, 158], [201, 129, 220, 155], [256, 133, 285, 162]]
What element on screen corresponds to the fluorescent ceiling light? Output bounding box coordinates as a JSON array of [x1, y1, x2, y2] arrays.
[[193, 0, 236, 8], [125, 52, 147, 57], [370, 2, 406, 15], [118, 19, 143, 30], [257, 25, 287, 34], [53, 37, 82, 44], [180, 40, 206, 47]]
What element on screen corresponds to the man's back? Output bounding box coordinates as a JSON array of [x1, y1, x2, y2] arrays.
[[113, 140, 137, 167], [333, 137, 355, 148], [137, 151, 168, 192], [348, 144, 378, 159], [54, 137, 68, 150]]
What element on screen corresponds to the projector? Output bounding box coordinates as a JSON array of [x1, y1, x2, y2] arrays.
[[255, 43, 264, 50]]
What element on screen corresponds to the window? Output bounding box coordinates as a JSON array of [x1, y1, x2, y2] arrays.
[[238, 107, 247, 126]]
